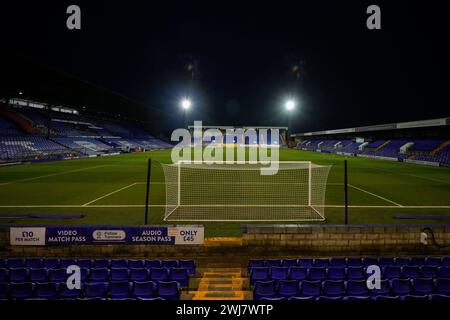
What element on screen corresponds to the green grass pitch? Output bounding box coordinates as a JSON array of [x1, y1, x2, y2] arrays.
[[1, 148, 450, 236]]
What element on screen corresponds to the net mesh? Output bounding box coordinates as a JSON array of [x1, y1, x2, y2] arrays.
[[161, 161, 331, 221]]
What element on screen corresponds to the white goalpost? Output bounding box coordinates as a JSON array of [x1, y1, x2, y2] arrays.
[[160, 161, 332, 222]]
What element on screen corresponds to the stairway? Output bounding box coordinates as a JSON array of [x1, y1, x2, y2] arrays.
[[375, 140, 391, 152], [431, 140, 450, 156], [192, 268, 250, 300]]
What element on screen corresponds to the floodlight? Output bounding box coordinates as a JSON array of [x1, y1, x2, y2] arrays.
[[181, 98, 191, 110]]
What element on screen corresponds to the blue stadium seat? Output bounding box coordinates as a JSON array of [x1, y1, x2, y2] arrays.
[[137, 297, 165, 301], [426, 257, 441, 267], [130, 268, 149, 282], [402, 266, 420, 279], [0, 282, 10, 299], [77, 259, 94, 269], [7, 259, 25, 269], [144, 260, 161, 268], [322, 280, 345, 297], [420, 266, 438, 278], [409, 257, 425, 266], [0, 259, 6, 268], [111, 259, 129, 269], [128, 260, 145, 269], [80, 268, 90, 283], [132, 281, 156, 299], [266, 259, 281, 268], [179, 260, 196, 275], [383, 266, 402, 279], [327, 267, 345, 280], [10, 282, 34, 299], [317, 296, 341, 301], [390, 279, 412, 296], [411, 278, 434, 295], [314, 259, 329, 268], [42, 259, 59, 269], [394, 258, 409, 267], [347, 267, 365, 280], [248, 260, 265, 269], [346, 280, 369, 296], [161, 260, 178, 269], [298, 259, 314, 268], [253, 281, 276, 300], [402, 295, 429, 301], [9, 268, 29, 282], [277, 280, 299, 298], [250, 267, 269, 285], [442, 258, 450, 267], [374, 295, 400, 301], [281, 259, 297, 268], [84, 282, 108, 299], [362, 258, 378, 267], [150, 268, 169, 282], [59, 283, 82, 298], [347, 258, 362, 267], [25, 259, 42, 269], [35, 282, 59, 300], [343, 296, 370, 301], [435, 278, 450, 295], [169, 268, 189, 287], [110, 268, 129, 281], [288, 296, 315, 301], [430, 294, 450, 301], [271, 267, 289, 281], [60, 259, 77, 268], [308, 267, 326, 281], [0, 269, 8, 282], [438, 267, 450, 278], [378, 258, 395, 267], [90, 268, 110, 282], [29, 268, 48, 282], [329, 258, 346, 267], [156, 281, 180, 300], [299, 280, 321, 297], [109, 281, 131, 299], [94, 259, 110, 269], [261, 297, 285, 301], [289, 267, 308, 281], [49, 269, 67, 282], [370, 279, 389, 297]]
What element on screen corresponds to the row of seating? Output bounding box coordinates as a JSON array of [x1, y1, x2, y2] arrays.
[[249, 266, 450, 284], [261, 295, 450, 301], [248, 257, 450, 269], [0, 258, 195, 274], [253, 278, 450, 300], [0, 267, 190, 287], [0, 280, 180, 300]]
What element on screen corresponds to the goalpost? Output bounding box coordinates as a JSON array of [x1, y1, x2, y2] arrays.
[[160, 161, 332, 222]]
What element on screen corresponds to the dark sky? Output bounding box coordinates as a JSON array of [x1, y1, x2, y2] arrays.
[[1, 0, 449, 133]]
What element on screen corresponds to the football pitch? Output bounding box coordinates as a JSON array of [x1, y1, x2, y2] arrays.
[[1, 148, 450, 236]]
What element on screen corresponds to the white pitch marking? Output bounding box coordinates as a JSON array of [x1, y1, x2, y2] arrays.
[[81, 182, 139, 206], [348, 184, 404, 207]]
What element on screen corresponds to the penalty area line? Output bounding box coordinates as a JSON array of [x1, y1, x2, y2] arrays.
[[81, 182, 140, 206], [348, 184, 403, 207]]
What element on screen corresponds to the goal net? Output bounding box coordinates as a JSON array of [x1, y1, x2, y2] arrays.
[[160, 161, 331, 221]]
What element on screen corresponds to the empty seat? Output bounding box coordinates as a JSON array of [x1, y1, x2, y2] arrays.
[[178, 260, 196, 275], [343, 296, 370, 301], [346, 280, 369, 296], [322, 280, 345, 297], [374, 295, 400, 301], [391, 279, 412, 296], [144, 260, 161, 268], [347, 267, 365, 280], [347, 258, 362, 267], [150, 268, 169, 282], [394, 258, 409, 267], [9, 268, 29, 282], [277, 280, 298, 298], [77, 259, 94, 269], [59, 283, 82, 298], [84, 283, 108, 299], [109, 281, 131, 299], [289, 267, 308, 281], [402, 266, 420, 279], [0, 282, 10, 299], [362, 258, 378, 267], [299, 280, 321, 297], [261, 297, 285, 301], [49, 269, 67, 282], [378, 258, 395, 267], [0, 269, 8, 282], [248, 259, 265, 269], [42, 259, 59, 269], [132, 281, 155, 299], [10, 282, 34, 299], [281, 259, 297, 268], [329, 258, 346, 267], [438, 267, 450, 278], [35, 282, 59, 299], [426, 257, 441, 267], [94, 259, 110, 269], [170, 268, 189, 287], [370, 279, 389, 297], [110, 268, 129, 281], [442, 258, 450, 267], [412, 278, 434, 295], [314, 259, 329, 268], [29, 268, 48, 282], [298, 259, 313, 268], [266, 259, 281, 268], [435, 278, 450, 295], [327, 267, 345, 280], [25, 259, 42, 269], [402, 295, 429, 301], [253, 281, 276, 300], [7, 258, 25, 269], [317, 296, 341, 301], [156, 281, 180, 300], [90, 268, 110, 282], [288, 296, 315, 301], [250, 267, 269, 285], [409, 257, 425, 266], [271, 267, 289, 281], [128, 260, 145, 269], [308, 267, 326, 281], [111, 259, 128, 269], [420, 266, 438, 278], [130, 268, 149, 282], [383, 266, 402, 279], [60, 259, 77, 268], [161, 260, 178, 269], [0, 259, 6, 268]]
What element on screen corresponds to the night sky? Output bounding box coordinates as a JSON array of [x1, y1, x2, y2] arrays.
[[1, 0, 449, 133]]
